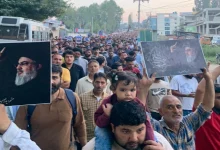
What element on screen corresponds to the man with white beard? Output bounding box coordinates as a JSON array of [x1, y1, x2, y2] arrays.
[[6, 55, 48, 120], [15, 57, 40, 86], [9, 55, 50, 106]]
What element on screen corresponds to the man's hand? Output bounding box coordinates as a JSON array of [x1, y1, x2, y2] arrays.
[[137, 68, 156, 106], [143, 140, 164, 150], [0, 104, 11, 134], [187, 93, 195, 98], [200, 68, 215, 112], [102, 104, 113, 117], [207, 62, 211, 72], [201, 68, 212, 81], [139, 68, 156, 90], [170, 42, 177, 53]]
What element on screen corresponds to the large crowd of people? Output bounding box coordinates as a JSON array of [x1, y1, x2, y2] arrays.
[[0, 32, 220, 150]]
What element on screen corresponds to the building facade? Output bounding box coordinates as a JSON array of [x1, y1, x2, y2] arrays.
[[146, 12, 180, 36], [188, 8, 220, 36]]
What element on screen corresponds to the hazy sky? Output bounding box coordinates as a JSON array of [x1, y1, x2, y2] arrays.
[[71, 0, 195, 22]]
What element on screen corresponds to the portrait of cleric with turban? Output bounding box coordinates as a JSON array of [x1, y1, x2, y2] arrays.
[[0, 42, 51, 106]]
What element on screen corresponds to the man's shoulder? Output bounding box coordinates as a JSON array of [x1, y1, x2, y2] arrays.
[[62, 67, 69, 72], [191, 77, 199, 83], [171, 75, 183, 80], [74, 63, 84, 70], [79, 57, 88, 63], [77, 76, 87, 83], [80, 90, 93, 98], [154, 131, 174, 150]]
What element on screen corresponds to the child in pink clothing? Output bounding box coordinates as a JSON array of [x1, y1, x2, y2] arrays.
[[94, 71, 155, 150]]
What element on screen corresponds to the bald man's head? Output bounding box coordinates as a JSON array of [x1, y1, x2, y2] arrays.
[[159, 95, 181, 108], [158, 95, 183, 125]]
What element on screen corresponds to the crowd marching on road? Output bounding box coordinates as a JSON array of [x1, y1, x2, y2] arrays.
[[0, 31, 220, 150]]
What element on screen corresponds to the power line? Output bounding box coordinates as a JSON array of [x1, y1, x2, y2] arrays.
[[149, 3, 194, 10], [133, 0, 149, 29], [140, 3, 194, 11], [141, 0, 193, 9], [141, 2, 194, 12]]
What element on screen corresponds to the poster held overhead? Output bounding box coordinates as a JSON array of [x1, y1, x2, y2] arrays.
[[141, 39, 206, 77], [0, 42, 51, 106], [75, 36, 82, 44]]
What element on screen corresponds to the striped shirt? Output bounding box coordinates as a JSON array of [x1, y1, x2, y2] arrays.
[[151, 105, 211, 150], [80, 90, 109, 140]]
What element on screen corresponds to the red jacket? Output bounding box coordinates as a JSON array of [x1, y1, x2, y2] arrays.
[[123, 67, 140, 74]]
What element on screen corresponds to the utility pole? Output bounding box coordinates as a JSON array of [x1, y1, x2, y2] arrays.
[[92, 17, 93, 34], [133, 0, 149, 29]]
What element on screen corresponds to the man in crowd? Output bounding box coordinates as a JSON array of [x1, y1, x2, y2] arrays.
[[117, 51, 127, 68], [147, 77, 172, 121], [112, 49, 123, 64], [0, 104, 40, 150], [75, 60, 111, 95], [96, 56, 111, 74], [106, 49, 115, 68], [13, 64, 87, 150], [73, 48, 88, 75], [52, 53, 71, 88], [80, 72, 109, 141], [170, 74, 198, 116], [123, 56, 141, 77], [83, 101, 173, 150], [99, 46, 108, 58], [194, 65, 220, 150], [83, 49, 93, 62], [151, 68, 214, 150], [62, 50, 85, 92], [92, 47, 102, 59], [51, 45, 59, 54], [111, 62, 123, 72], [133, 48, 144, 74]]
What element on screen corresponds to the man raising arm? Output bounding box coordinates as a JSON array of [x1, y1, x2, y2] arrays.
[[0, 104, 40, 150]]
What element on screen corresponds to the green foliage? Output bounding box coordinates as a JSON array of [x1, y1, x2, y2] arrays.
[[202, 45, 220, 63], [59, 0, 124, 33], [0, 0, 68, 21]]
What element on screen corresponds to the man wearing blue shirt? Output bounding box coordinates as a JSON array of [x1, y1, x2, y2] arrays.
[[73, 48, 88, 75], [150, 68, 214, 150]]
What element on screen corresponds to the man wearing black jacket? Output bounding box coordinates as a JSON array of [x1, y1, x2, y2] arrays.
[[62, 50, 85, 92]]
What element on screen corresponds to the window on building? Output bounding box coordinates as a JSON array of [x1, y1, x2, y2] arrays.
[[165, 23, 170, 26], [165, 31, 170, 35], [165, 27, 170, 30]]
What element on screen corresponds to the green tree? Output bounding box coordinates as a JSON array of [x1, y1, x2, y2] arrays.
[[59, 0, 123, 33], [99, 0, 123, 33], [59, 7, 77, 30], [0, 0, 68, 21]]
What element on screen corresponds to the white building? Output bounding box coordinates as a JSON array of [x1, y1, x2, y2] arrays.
[[146, 12, 181, 36], [180, 12, 195, 26], [188, 8, 220, 36]]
